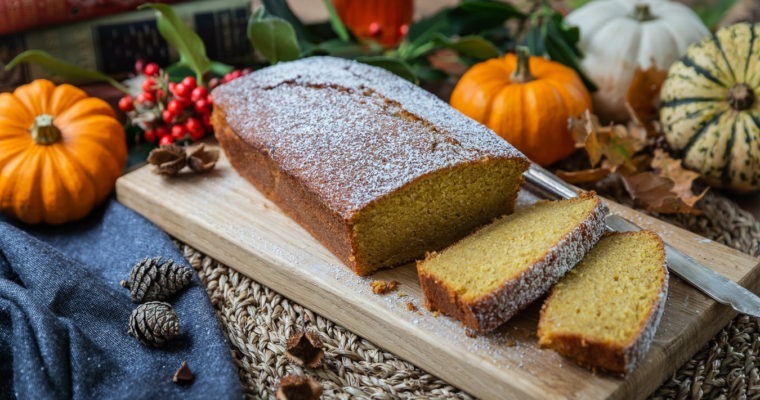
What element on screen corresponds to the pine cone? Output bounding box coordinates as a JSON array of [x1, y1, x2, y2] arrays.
[[121, 257, 192, 303], [128, 301, 180, 347]]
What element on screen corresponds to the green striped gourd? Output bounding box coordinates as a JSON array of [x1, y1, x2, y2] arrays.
[[660, 23, 760, 193]]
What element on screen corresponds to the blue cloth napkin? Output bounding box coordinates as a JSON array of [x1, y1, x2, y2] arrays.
[[0, 200, 242, 399]]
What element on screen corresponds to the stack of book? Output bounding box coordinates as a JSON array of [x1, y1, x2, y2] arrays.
[[0, 0, 253, 94]]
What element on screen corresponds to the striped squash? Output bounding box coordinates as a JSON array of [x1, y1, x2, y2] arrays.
[[660, 23, 760, 193]]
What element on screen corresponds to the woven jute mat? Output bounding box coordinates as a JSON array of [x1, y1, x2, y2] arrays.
[[179, 185, 760, 399]]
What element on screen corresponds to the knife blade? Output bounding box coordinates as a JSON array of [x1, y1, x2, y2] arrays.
[[523, 163, 760, 318]]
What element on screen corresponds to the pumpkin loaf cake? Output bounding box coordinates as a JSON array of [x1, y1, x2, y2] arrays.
[[211, 56, 529, 275], [538, 231, 668, 374], [417, 193, 607, 332]]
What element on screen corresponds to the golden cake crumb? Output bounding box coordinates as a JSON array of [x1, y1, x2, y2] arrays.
[[406, 302, 417, 312], [371, 280, 398, 294]]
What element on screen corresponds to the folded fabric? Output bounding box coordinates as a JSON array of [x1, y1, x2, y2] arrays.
[[0, 200, 241, 399]]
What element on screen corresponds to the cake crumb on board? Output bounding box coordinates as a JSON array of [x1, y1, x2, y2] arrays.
[[371, 280, 399, 294]]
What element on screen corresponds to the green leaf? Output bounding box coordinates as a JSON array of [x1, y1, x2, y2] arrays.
[[545, 35, 597, 91], [356, 56, 416, 83], [546, 12, 582, 58], [566, 0, 593, 10], [523, 26, 546, 57], [304, 38, 379, 58], [411, 64, 448, 82], [322, 0, 350, 42], [406, 9, 453, 48], [693, 0, 738, 29], [432, 34, 500, 60], [164, 63, 194, 82], [209, 61, 234, 76], [262, 0, 318, 42], [247, 9, 301, 64], [5, 50, 129, 93], [139, 3, 211, 82], [459, 1, 524, 19]]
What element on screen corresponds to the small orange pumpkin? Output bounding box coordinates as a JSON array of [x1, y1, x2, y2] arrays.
[[0, 79, 127, 224], [450, 47, 592, 166]]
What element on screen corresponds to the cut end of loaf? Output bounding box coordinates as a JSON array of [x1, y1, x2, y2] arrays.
[[349, 158, 527, 275]]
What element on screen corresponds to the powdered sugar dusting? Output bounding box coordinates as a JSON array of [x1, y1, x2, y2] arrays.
[[212, 56, 527, 217], [623, 239, 669, 373]]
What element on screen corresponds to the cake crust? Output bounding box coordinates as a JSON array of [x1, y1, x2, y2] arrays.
[[212, 56, 529, 275], [418, 193, 608, 332]]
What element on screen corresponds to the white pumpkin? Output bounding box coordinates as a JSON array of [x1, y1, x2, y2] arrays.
[[566, 0, 709, 122]]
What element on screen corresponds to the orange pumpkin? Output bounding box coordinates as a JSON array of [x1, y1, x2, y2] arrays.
[[450, 47, 592, 166], [332, 0, 413, 47], [0, 79, 127, 224]]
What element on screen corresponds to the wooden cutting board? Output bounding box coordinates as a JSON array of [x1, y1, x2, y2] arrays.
[[116, 147, 760, 400]]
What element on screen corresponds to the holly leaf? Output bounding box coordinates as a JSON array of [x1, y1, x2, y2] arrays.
[[626, 65, 668, 129], [5, 50, 129, 93], [262, 0, 318, 43], [139, 4, 210, 81], [247, 7, 301, 64]]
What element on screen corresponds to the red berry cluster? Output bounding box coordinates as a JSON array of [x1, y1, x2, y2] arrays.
[[118, 61, 250, 146]]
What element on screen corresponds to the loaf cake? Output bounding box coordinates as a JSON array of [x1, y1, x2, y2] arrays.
[[211, 56, 529, 275], [538, 231, 668, 374], [417, 193, 607, 332]]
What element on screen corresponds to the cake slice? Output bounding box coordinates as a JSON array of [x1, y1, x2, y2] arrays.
[[538, 231, 668, 374], [417, 193, 607, 332]]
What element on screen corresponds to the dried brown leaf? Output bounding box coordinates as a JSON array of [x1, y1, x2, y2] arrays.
[[651, 149, 708, 207], [285, 330, 324, 368], [621, 172, 703, 215], [428, 49, 468, 76], [276, 375, 322, 400], [625, 65, 668, 131], [569, 110, 647, 173], [555, 168, 611, 184]]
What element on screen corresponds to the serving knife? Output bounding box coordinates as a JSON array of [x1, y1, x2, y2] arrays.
[[522, 163, 760, 318]]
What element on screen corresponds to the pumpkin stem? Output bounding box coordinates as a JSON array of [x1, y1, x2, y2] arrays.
[[30, 114, 62, 145], [728, 83, 755, 111], [511, 46, 534, 84], [632, 4, 655, 21]]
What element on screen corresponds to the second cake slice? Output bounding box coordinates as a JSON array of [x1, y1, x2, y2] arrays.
[[417, 193, 607, 332]]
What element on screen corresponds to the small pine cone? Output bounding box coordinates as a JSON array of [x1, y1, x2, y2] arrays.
[[122, 257, 192, 303], [128, 301, 180, 347]]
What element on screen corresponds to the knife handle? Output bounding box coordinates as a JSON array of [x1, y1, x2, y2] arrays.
[[523, 164, 580, 200]]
